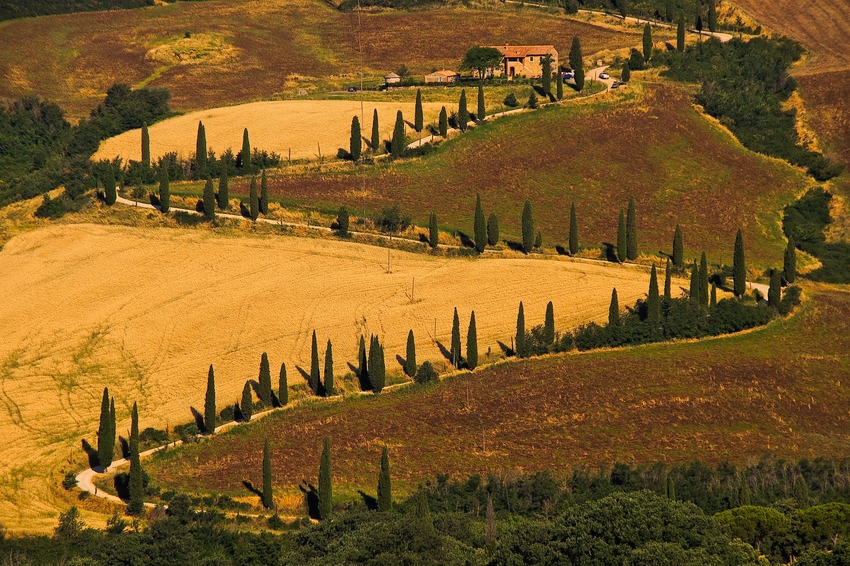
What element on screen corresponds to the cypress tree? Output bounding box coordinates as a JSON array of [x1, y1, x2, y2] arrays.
[[608, 288, 620, 326], [438, 106, 448, 138], [672, 224, 684, 267], [241, 128, 251, 171], [158, 165, 170, 213], [241, 381, 253, 421], [556, 71, 564, 100], [204, 365, 216, 434], [689, 262, 700, 304], [677, 13, 685, 52], [429, 213, 439, 249], [487, 213, 499, 246], [310, 330, 320, 393], [543, 301, 555, 347], [371, 109, 380, 154], [249, 177, 259, 221], [318, 437, 332, 520], [104, 163, 117, 206], [278, 362, 288, 406], [784, 237, 796, 284], [405, 329, 417, 377], [621, 61, 631, 83], [642, 22, 653, 62], [710, 282, 717, 307], [534, 231, 542, 249], [477, 83, 485, 122], [259, 169, 269, 215], [458, 90, 469, 132], [569, 36, 585, 91], [258, 352, 272, 405], [626, 197, 638, 260], [466, 311, 478, 370], [647, 264, 660, 332], [203, 176, 215, 220], [195, 121, 207, 177], [141, 123, 151, 169], [708, 0, 717, 33], [262, 439, 273, 509], [377, 446, 392, 512], [127, 401, 144, 516], [542, 56, 552, 97], [521, 200, 534, 254], [664, 259, 672, 300], [451, 307, 461, 368], [358, 335, 367, 380], [617, 209, 627, 262], [527, 91, 538, 109], [369, 337, 385, 394], [390, 110, 405, 158], [324, 340, 335, 396], [666, 474, 676, 500], [733, 228, 746, 297], [515, 302, 525, 358], [768, 269, 781, 308], [105, 399, 116, 467], [217, 167, 229, 210], [474, 193, 486, 253], [565, 202, 578, 255], [698, 252, 709, 306], [97, 387, 112, 469], [350, 115, 362, 162], [337, 206, 349, 236], [414, 89, 424, 133]]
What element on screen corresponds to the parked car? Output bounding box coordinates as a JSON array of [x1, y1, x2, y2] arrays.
[[347, 86, 358, 92], [599, 72, 610, 80], [379, 84, 388, 91], [611, 82, 620, 89]]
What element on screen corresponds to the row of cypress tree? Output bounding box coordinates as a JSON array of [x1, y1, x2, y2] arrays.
[[94, 388, 145, 515], [448, 308, 479, 370]]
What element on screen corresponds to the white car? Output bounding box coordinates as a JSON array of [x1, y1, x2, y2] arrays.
[[599, 72, 610, 80]]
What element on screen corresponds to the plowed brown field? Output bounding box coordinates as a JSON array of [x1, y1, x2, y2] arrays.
[[148, 288, 850, 510]]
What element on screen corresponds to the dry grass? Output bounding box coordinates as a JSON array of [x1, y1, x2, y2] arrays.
[[0, 221, 666, 533], [0, 0, 642, 119], [94, 100, 445, 163]]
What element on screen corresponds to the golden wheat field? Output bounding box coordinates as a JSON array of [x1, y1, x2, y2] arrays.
[[0, 222, 677, 532], [94, 100, 447, 164]]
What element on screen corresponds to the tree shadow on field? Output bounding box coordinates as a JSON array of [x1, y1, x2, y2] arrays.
[[81, 439, 99, 469], [602, 242, 620, 263], [497, 340, 515, 357], [358, 490, 378, 511], [419, 233, 430, 244], [457, 231, 476, 249], [435, 341, 455, 366], [505, 240, 526, 253], [299, 481, 320, 520], [239, 201, 251, 219], [242, 480, 264, 505], [190, 407, 207, 434], [149, 193, 161, 210], [555, 245, 569, 256], [119, 436, 130, 460], [396, 354, 408, 373]]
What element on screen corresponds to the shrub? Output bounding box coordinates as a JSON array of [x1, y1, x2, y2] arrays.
[[503, 93, 519, 108], [375, 205, 411, 233], [414, 361, 439, 384]]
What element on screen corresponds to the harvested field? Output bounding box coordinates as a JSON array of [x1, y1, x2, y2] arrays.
[[93, 99, 445, 163], [229, 83, 809, 266], [148, 288, 850, 508], [0, 222, 662, 533], [0, 0, 643, 119], [731, 0, 850, 74]]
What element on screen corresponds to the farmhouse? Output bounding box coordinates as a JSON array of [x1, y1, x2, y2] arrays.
[[384, 72, 401, 85], [490, 44, 559, 79], [425, 70, 460, 84]]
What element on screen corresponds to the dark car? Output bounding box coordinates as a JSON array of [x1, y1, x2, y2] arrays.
[[347, 86, 358, 93]]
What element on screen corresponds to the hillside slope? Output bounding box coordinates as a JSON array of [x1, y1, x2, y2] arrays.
[[246, 83, 808, 265], [148, 287, 850, 501], [0, 0, 642, 120]]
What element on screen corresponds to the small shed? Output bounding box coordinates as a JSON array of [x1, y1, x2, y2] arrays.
[[384, 73, 401, 85], [424, 70, 460, 84]]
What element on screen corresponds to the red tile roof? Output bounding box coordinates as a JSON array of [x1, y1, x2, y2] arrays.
[[492, 45, 557, 58]]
